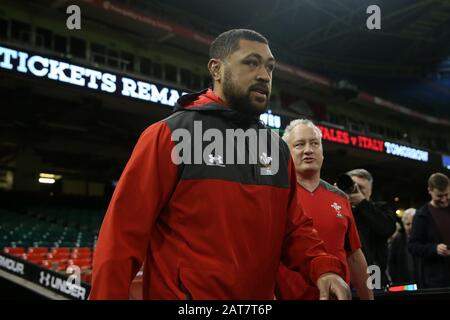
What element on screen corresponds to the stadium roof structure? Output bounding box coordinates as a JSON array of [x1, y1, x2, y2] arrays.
[[72, 0, 450, 119], [1, 0, 449, 205]]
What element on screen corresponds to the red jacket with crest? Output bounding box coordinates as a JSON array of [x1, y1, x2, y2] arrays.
[[90, 89, 346, 299]]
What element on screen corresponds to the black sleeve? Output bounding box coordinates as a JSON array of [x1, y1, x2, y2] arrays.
[[408, 212, 438, 258], [354, 200, 397, 239], [387, 236, 399, 282]]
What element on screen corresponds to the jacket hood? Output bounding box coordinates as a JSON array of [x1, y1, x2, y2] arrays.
[[174, 89, 228, 112]]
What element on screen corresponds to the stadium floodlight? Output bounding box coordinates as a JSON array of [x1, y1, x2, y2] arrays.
[[39, 178, 55, 184], [38, 173, 62, 184]]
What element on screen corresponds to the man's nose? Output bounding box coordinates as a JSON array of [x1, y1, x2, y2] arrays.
[[303, 144, 314, 153], [256, 67, 271, 83]]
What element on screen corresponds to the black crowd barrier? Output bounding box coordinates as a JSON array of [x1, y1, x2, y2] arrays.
[[0, 252, 91, 300], [2, 249, 450, 301]]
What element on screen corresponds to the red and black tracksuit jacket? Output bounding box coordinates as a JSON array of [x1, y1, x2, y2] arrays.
[[89, 89, 346, 299]]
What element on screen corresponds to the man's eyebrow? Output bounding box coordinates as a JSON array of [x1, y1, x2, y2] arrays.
[[244, 53, 276, 62], [294, 138, 319, 141]]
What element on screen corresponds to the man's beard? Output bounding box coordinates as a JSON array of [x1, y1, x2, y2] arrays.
[[222, 68, 269, 116]]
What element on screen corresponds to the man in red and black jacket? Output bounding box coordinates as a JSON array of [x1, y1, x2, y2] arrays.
[[90, 29, 350, 300]]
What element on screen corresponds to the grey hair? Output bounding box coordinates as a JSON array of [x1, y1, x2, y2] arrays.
[[402, 208, 416, 223], [347, 168, 373, 185], [282, 119, 322, 144]]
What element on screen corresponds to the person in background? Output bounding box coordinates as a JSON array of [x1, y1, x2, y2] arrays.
[[388, 208, 417, 285], [346, 168, 397, 289], [409, 173, 450, 289]]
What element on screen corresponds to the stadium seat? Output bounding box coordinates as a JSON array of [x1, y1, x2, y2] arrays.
[[73, 247, 92, 253], [23, 252, 47, 259], [43, 257, 69, 271], [41, 260, 56, 270], [27, 247, 49, 254], [68, 259, 91, 267], [60, 241, 75, 247], [51, 247, 71, 255], [21, 253, 44, 264], [46, 252, 70, 260], [3, 247, 25, 256], [70, 251, 92, 259], [1, 207, 102, 276]]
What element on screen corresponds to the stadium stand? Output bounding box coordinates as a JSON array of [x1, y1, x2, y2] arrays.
[[0, 0, 449, 301], [1, 206, 101, 284]]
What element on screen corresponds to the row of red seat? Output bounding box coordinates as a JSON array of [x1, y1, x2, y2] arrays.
[[41, 259, 92, 270], [3, 247, 94, 283], [20, 252, 92, 260], [4, 247, 93, 255], [4, 247, 93, 268]]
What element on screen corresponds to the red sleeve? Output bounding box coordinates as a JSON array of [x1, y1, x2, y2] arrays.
[[345, 199, 362, 254], [275, 262, 319, 300], [89, 122, 178, 299], [281, 159, 347, 285]]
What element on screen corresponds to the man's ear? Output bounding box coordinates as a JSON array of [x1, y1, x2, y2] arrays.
[[208, 58, 222, 82]]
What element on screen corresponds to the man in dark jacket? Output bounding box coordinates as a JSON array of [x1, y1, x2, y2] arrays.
[[408, 173, 450, 289], [90, 29, 350, 299], [347, 169, 397, 288], [388, 208, 417, 284]]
